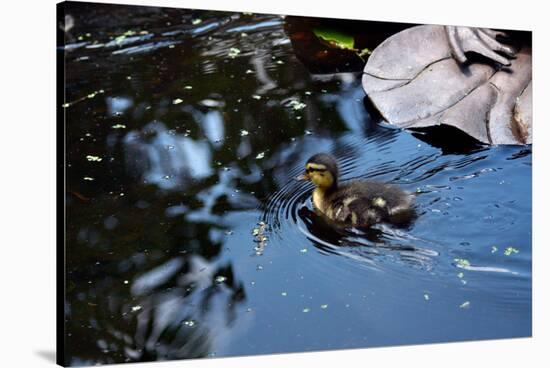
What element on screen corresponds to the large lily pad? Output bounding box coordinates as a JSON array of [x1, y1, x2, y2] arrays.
[[362, 25, 532, 145]]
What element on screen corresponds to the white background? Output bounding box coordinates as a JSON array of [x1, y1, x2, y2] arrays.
[[1, 0, 548, 367]]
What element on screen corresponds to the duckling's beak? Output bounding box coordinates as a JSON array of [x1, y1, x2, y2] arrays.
[[295, 173, 309, 181]]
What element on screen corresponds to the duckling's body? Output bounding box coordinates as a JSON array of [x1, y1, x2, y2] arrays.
[[312, 180, 414, 226], [298, 153, 414, 227]]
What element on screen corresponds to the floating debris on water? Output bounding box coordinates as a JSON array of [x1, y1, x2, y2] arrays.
[[300, 248, 307, 253], [131, 305, 142, 312], [255, 152, 265, 159], [184, 85, 193, 90], [123, 280, 129, 284], [302, 308, 310, 313], [504, 247, 519, 256], [61, 89, 105, 108], [459, 301, 471, 309], [214, 275, 227, 284], [454, 258, 471, 269], [183, 319, 196, 327], [228, 47, 241, 58], [304, 130, 313, 135], [173, 98, 183, 105], [192, 18, 202, 25], [252, 221, 267, 236], [246, 307, 253, 313], [276, 60, 284, 65], [240, 129, 249, 136], [287, 100, 307, 111], [114, 30, 137, 45], [252, 94, 262, 100], [256, 265, 263, 271], [112, 124, 126, 129], [491, 246, 498, 254], [83, 177, 94, 181], [305, 91, 312, 96], [251, 221, 268, 255], [225, 230, 234, 235], [457, 272, 464, 279], [86, 155, 103, 162], [320, 304, 328, 309], [245, 69, 254, 74], [281, 292, 287, 296], [424, 294, 430, 301], [200, 99, 225, 107]]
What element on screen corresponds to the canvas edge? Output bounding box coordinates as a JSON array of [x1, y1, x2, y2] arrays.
[[56, 1, 67, 367]]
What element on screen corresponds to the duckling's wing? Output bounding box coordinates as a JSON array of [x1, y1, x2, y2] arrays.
[[324, 193, 355, 223], [346, 198, 384, 226], [351, 181, 413, 207], [363, 182, 415, 224], [324, 184, 382, 226], [344, 181, 415, 224]]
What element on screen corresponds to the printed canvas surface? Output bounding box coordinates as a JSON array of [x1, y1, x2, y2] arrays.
[[58, 1, 532, 366]]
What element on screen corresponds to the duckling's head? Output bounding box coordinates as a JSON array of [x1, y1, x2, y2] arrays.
[[297, 153, 339, 190]]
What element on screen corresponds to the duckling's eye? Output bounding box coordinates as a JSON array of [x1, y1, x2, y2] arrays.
[[306, 167, 325, 174]]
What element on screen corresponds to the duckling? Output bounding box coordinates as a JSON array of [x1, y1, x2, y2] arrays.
[[296, 153, 415, 227]]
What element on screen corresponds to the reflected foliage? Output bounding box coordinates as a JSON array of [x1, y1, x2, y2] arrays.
[[62, 2, 367, 364], [284, 16, 413, 74]]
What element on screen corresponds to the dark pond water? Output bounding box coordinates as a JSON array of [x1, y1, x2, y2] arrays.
[[61, 3, 532, 366]]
